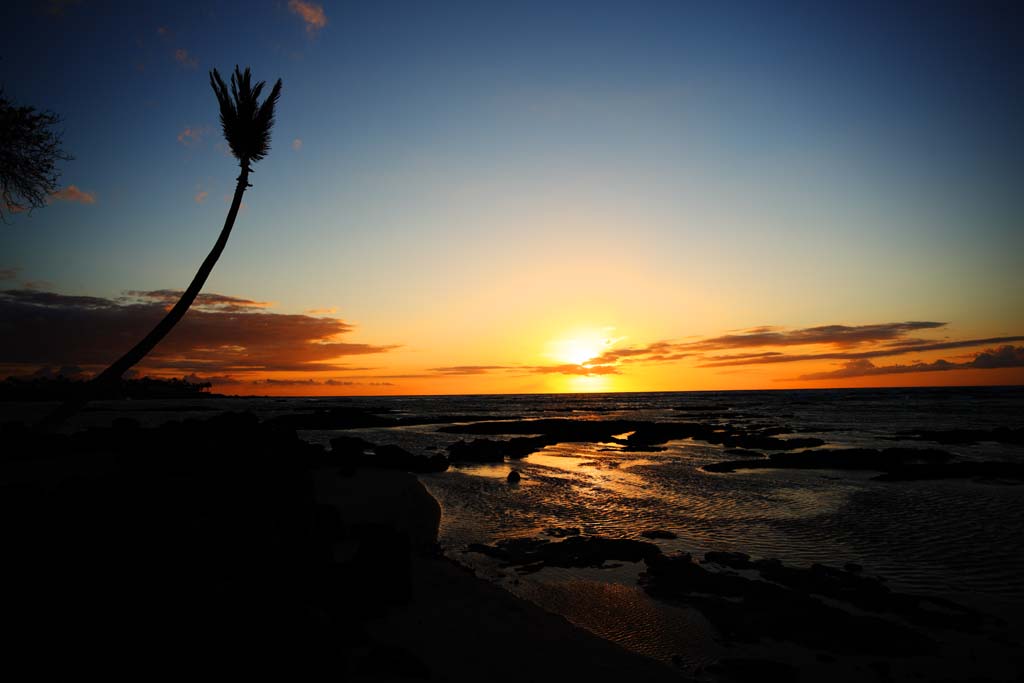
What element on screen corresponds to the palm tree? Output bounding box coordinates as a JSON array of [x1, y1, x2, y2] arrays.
[[46, 66, 282, 427]]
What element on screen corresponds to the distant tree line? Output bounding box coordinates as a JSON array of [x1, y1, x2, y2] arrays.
[[1, 375, 215, 401]]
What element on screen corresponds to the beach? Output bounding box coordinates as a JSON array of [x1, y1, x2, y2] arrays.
[[4, 388, 1023, 680], [2, 410, 680, 680]]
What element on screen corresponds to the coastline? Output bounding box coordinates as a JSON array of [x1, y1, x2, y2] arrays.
[[5, 394, 1021, 681], [316, 466, 681, 681], [2, 414, 680, 680]]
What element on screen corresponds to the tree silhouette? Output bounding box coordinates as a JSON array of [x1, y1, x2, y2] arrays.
[[0, 89, 73, 223], [46, 66, 281, 426]]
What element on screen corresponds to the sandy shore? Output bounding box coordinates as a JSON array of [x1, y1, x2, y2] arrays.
[[316, 466, 680, 681]]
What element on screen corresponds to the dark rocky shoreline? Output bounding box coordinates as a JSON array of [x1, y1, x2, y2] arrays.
[[5, 404, 1023, 680], [1, 412, 679, 680]]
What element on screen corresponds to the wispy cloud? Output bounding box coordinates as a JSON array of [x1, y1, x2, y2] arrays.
[[245, 377, 394, 387], [174, 48, 198, 69], [0, 268, 20, 280], [699, 335, 1024, 367], [289, 0, 327, 33], [194, 191, 208, 204], [689, 322, 947, 351], [798, 346, 1024, 380], [23, 280, 53, 291], [429, 365, 514, 376], [292, 138, 303, 151], [429, 320, 1024, 381], [50, 185, 96, 204], [305, 307, 336, 315], [177, 126, 206, 146], [428, 363, 620, 377], [123, 290, 273, 311]]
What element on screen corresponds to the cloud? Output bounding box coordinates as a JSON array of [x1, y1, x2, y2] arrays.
[[429, 365, 514, 376], [584, 341, 694, 366], [50, 185, 96, 204], [428, 363, 620, 377], [0, 268, 20, 280], [688, 322, 947, 351], [194, 191, 208, 204], [305, 307, 337, 315], [177, 126, 205, 146], [123, 289, 272, 311], [700, 335, 1024, 367], [292, 138, 303, 151], [797, 346, 1024, 380], [966, 345, 1024, 369], [0, 288, 397, 377], [157, 26, 170, 36], [529, 363, 620, 376], [289, 0, 327, 33], [426, 320, 1024, 381], [245, 377, 392, 387], [174, 48, 198, 68]]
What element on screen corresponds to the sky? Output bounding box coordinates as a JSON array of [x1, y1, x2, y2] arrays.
[[1, 0, 1022, 395]]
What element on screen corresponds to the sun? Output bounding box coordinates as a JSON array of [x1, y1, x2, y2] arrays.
[[549, 330, 616, 366]]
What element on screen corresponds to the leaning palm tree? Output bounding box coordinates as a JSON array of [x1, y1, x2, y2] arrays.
[[45, 66, 281, 427]]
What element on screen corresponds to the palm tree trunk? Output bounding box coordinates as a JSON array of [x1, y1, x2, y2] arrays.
[[43, 163, 251, 428]]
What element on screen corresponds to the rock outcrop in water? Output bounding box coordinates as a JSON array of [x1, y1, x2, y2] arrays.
[[467, 535, 662, 573], [447, 436, 550, 462], [439, 418, 825, 457], [642, 552, 950, 656], [701, 446, 1024, 482], [328, 435, 449, 473], [465, 534, 994, 658]]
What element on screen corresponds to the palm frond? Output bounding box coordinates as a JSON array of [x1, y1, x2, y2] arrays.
[[209, 66, 283, 165]]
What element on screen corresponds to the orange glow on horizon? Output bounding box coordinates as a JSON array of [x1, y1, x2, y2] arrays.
[[548, 329, 617, 366]]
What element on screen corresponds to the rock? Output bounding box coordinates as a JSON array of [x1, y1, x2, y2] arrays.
[[447, 436, 549, 462], [440, 417, 831, 453], [544, 526, 581, 538], [641, 553, 937, 655], [373, 444, 449, 473], [330, 435, 376, 456], [640, 529, 677, 540], [703, 551, 751, 569], [708, 658, 798, 681], [468, 535, 663, 572], [327, 437, 448, 473], [507, 469, 521, 483]]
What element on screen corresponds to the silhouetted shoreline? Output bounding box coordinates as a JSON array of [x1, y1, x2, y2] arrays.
[[2, 413, 679, 679], [0, 375, 221, 401], [4, 389, 1023, 680]]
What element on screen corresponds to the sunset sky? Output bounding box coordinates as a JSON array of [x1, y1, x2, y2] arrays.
[[2, 0, 1022, 394]]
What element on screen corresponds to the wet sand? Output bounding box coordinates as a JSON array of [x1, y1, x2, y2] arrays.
[[316, 466, 680, 681]]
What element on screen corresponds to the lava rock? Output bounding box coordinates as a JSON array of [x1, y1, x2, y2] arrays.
[[640, 529, 678, 540]]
